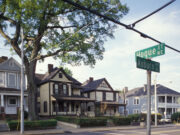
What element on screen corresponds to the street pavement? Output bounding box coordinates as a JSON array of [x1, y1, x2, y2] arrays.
[[45, 126, 180, 135], [1, 124, 180, 135]]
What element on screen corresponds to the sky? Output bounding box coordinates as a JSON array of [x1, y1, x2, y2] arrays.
[[0, 0, 180, 91]]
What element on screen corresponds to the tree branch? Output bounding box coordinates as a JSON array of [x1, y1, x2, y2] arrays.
[[0, 26, 12, 43], [47, 25, 77, 29], [0, 14, 17, 25]]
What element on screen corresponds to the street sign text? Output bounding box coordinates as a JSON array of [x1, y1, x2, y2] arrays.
[[136, 56, 160, 72]]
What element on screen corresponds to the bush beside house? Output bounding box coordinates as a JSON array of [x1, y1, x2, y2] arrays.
[[171, 112, 180, 123], [56, 116, 107, 127], [8, 119, 57, 131]]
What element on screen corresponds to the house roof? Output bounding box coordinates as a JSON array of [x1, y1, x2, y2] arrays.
[[35, 67, 81, 85], [126, 84, 180, 97], [81, 78, 113, 92]]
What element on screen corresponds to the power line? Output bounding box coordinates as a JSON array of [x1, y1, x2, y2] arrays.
[[62, 0, 180, 54], [130, 0, 176, 27]]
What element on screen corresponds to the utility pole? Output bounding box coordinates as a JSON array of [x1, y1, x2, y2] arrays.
[[147, 70, 151, 135], [154, 75, 157, 127], [20, 28, 24, 134]]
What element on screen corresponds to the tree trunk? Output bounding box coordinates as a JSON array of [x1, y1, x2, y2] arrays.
[[25, 60, 38, 120]]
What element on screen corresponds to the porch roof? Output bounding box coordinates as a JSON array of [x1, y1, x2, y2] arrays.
[[95, 101, 125, 106], [0, 87, 28, 95], [52, 95, 95, 102]]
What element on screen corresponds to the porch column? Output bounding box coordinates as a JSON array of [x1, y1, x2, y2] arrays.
[[1, 94, 4, 107], [172, 96, 174, 103], [55, 101, 58, 116], [165, 95, 167, 119], [172, 108, 174, 114]]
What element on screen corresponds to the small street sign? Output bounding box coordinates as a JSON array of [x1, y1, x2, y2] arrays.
[[135, 43, 165, 59], [136, 56, 160, 72]]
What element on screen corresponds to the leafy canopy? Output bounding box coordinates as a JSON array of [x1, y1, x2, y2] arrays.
[[0, 0, 128, 66]]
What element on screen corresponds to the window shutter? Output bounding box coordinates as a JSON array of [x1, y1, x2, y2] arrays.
[[67, 84, 69, 96]]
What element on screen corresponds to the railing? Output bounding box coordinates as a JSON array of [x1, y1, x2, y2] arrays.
[[158, 103, 180, 108]]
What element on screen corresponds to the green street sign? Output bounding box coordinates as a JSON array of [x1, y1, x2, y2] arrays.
[[135, 43, 165, 59], [136, 56, 160, 72]]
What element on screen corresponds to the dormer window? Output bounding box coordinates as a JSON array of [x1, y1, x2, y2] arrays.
[[0, 72, 5, 86], [59, 73, 62, 78]]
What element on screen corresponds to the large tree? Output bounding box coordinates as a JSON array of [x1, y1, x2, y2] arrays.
[[0, 0, 128, 120]]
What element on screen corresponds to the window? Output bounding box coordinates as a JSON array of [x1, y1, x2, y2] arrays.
[[87, 93, 90, 98], [100, 82, 108, 88], [72, 103, 74, 112], [52, 102, 56, 112], [37, 102, 40, 113], [59, 73, 62, 78], [44, 101, 47, 113], [8, 97, 17, 106], [125, 99, 129, 105], [54, 84, 59, 94], [0, 72, 5, 86], [113, 93, 116, 101], [88, 106, 91, 111], [103, 92, 106, 101], [114, 108, 116, 113], [133, 97, 140, 105], [133, 109, 139, 114], [63, 84, 68, 95], [8, 73, 16, 88]]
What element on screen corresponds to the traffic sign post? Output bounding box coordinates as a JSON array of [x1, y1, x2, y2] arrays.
[[135, 43, 165, 135]]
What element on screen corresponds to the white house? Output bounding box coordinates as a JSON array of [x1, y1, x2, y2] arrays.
[[0, 56, 28, 118], [121, 84, 180, 119]]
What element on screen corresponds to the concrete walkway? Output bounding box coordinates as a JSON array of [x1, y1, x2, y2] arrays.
[[1, 124, 179, 135]]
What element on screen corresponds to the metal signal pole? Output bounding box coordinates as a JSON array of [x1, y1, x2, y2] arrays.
[[147, 70, 151, 135], [20, 28, 24, 134], [154, 75, 157, 127]]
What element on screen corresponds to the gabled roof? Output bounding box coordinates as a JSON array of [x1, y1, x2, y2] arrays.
[[82, 78, 113, 92], [126, 84, 180, 97], [35, 67, 81, 85], [0, 57, 21, 71]]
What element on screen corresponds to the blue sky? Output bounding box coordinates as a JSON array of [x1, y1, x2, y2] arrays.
[[0, 0, 180, 91]]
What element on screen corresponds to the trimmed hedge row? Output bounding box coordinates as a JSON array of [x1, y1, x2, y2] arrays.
[[112, 117, 131, 125], [56, 116, 107, 127], [171, 112, 180, 122], [8, 119, 57, 131], [128, 113, 162, 122]]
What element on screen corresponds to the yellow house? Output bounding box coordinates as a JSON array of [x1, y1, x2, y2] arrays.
[[36, 64, 95, 116]]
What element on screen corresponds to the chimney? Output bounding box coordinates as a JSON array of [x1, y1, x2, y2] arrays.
[[0, 56, 8, 63], [89, 77, 94, 82], [144, 84, 147, 92], [48, 64, 53, 73], [123, 87, 128, 93]]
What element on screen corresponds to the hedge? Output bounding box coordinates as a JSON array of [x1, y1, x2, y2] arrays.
[[171, 112, 180, 122], [127, 113, 162, 122], [8, 119, 57, 131], [112, 117, 131, 125], [56, 116, 107, 127]]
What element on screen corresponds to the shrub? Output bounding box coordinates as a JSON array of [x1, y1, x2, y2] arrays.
[[128, 114, 140, 122], [78, 117, 107, 127], [8, 119, 57, 131], [171, 112, 180, 122], [112, 117, 131, 125], [56, 116, 107, 127]]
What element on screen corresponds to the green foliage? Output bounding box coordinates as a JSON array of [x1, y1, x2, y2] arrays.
[[128, 113, 162, 122], [8, 119, 57, 131], [171, 112, 180, 122], [112, 116, 131, 125], [0, 0, 128, 66], [128, 114, 140, 122], [56, 116, 107, 127]]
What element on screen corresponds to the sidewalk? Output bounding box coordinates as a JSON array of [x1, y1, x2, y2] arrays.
[[1, 124, 179, 135]]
